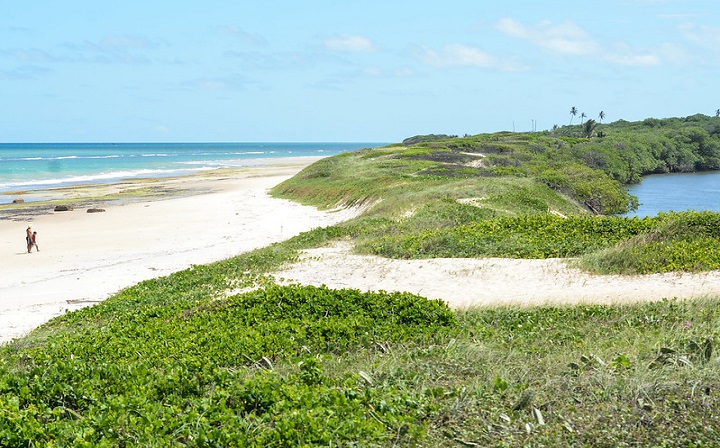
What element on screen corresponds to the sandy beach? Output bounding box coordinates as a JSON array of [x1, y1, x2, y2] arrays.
[[2, 156, 720, 345], [0, 157, 357, 344]]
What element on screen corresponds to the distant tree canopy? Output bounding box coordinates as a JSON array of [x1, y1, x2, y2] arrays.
[[551, 113, 720, 176]]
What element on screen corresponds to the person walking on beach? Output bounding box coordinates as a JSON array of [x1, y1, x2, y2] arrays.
[[31, 231, 39, 252], [26, 225, 33, 253]]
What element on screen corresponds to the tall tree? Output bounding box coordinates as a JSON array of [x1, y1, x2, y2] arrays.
[[583, 119, 598, 138], [569, 106, 578, 125], [716, 109, 720, 117], [580, 112, 587, 124], [598, 111, 606, 123]]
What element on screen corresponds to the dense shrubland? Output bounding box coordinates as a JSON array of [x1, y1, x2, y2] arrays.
[[2, 115, 720, 446]]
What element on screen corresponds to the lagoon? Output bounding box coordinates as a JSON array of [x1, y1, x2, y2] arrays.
[[625, 170, 720, 217]]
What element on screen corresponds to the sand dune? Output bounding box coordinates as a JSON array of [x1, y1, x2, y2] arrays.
[[274, 242, 720, 308]]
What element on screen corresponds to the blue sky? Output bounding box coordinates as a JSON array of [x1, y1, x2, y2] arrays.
[[2, 0, 718, 142]]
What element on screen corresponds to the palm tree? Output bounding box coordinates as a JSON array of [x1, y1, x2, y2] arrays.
[[569, 106, 578, 125], [598, 111, 606, 123], [580, 112, 587, 124], [583, 119, 598, 138]]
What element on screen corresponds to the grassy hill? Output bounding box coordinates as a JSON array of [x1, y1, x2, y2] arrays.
[[272, 114, 720, 274], [2, 115, 720, 446]]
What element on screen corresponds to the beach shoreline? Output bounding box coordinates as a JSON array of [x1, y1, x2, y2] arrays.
[[0, 156, 357, 344]]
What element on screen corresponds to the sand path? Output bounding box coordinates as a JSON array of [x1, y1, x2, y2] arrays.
[[274, 242, 720, 308]]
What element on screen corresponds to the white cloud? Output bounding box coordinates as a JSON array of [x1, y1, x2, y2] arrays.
[[60, 35, 157, 64], [13, 48, 59, 63], [496, 17, 685, 67], [363, 67, 383, 77], [496, 18, 598, 56], [394, 67, 415, 77], [679, 23, 720, 49], [324, 35, 377, 52], [604, 52, 660, 66], [604, 43, 686, 66], [224, 49, 323, 71], [419, 44, 525, 71]]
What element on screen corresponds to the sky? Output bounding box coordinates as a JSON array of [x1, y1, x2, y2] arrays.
[[2, 0, 719, 143]]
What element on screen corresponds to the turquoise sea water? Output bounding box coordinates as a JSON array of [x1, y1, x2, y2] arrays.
[[0, 142, 384, 203]]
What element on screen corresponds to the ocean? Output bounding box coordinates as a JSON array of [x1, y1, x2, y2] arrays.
[[0, 142, 384, 204]]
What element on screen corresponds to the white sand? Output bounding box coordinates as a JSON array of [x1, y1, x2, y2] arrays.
[[2, 157, 720, 345], [274, 242, 720, 308], [0, 158, 357, 344]]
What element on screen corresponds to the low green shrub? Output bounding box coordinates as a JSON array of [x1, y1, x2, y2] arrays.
[[360, 214, 655, 259], [580, 211, 720, 274], [0, 285, 456, 446]]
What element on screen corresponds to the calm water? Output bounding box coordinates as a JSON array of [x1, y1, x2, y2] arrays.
[[0, 142, 384, 203], [625, 171, 720, 217]]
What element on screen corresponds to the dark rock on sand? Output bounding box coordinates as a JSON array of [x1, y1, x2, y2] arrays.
[[87, 208, 106, 213], [54, 205, 74, 212]]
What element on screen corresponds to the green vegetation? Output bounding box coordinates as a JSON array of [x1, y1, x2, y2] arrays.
[[274, 114, 720, 274], [0, 278, 456, 446], [3, 228, 720, 446], [2, 248, 719, 445], [2, 114, 720, 445], [277, 113, 720, 216], [358, 214, 656, 259], [401, 134, 458, 145], [580, 211, 720, 274]]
